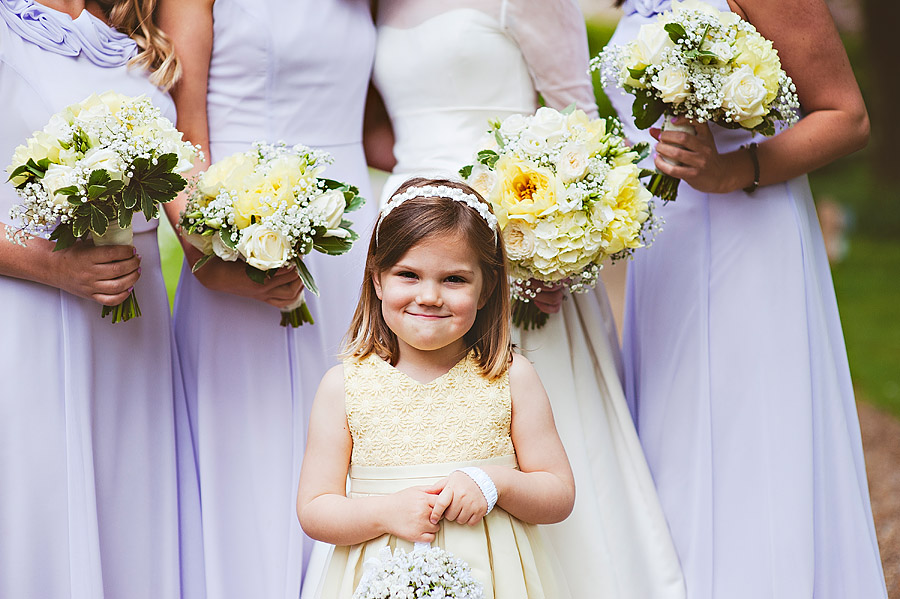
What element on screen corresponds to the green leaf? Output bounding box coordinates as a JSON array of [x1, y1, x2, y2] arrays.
[[494, 129, 505, 149], [72, 214, 90, 238], [664, 22, 686, 43], [219, 230, 238, 249], [118, 207, 133, 229], [313, 235, 354, 256], [88, 169, 111, 187], [459, 165, 474, 179], [320, 178, 346, 191], [477, 150, 500, 168], [345, 194, 366, 213], [560, 103, 576, 116], [191, 254, 212, 273], [90, 204, 109, 236], [7, 164, 32, 182], [88, 184, 107, 200], [57, 185, 79, 197], [632, 92, 666, 130], [49, 226, 77, 251], [295, 258, 319, 297], [633, 142, 651, 162], [245, 264, 268, 285], [628, 67, 647, 81]]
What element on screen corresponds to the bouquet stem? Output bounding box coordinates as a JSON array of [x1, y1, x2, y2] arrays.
[[92, 221, 141, 323], [512, 299, 550, 330], [280, 292, 315, 328], [647, 171, 681, 203]]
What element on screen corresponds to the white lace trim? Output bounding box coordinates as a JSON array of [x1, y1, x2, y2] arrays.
[[376, 184, 499, 244]]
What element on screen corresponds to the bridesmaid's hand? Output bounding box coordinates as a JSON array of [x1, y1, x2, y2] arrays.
[[428, 471, 488, 526], [650, 117, 754, 194], [530, 280, 564, 315], [51, 242, 142, 306], [192, 257, 304, 309]]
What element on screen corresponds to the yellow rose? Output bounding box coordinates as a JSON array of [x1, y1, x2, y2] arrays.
[[199, 152, 257, 198], [490, 156, 563, 228], [733, 31, 782, 105]]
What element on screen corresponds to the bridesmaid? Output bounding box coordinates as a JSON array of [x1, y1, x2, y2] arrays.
[[607, 0, 888, 597], [0, 0, 197, 597], [157, 0, 378, 597]]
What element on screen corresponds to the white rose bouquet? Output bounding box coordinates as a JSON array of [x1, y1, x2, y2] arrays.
[[353, 544, 484, 599], [592, 0, 800, 202], [6, 91, 198, 322], [461, 106, 658, 330], [180, 142, 365, 327]]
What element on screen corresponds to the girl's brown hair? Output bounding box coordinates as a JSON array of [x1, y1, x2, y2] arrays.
[[343, 178, 513, 379], [97, 0, 181, 90]]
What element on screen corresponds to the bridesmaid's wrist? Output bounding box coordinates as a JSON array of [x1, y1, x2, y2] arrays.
[[723, 147, 758, 194]]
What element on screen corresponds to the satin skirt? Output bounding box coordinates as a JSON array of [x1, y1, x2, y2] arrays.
[[308, 455, 569, 599]]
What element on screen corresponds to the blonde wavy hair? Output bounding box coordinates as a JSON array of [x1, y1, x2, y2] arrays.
[[97, 0, 181, 90]]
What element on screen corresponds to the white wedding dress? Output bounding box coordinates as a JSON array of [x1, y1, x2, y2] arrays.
[[369, 1, 686, 596]]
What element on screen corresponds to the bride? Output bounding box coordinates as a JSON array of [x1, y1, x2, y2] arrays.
[[363, 0, 686, 595]]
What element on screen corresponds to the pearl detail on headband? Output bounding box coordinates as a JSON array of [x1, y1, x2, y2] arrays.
[[376, 184, 499, 244]]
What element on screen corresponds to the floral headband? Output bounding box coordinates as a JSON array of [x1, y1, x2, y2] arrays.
[[376, 184, 499, 244]]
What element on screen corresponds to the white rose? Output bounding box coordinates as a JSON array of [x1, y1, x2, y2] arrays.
[[236, 224, 291, 270], [41, 164, 78, 205], [43, 113, 72, 140], [499, 114, 528, 137], [722, 65, 768, 125], [73, 93, 113, 125], [502, 221, 537, 261], [633, 23, 674, 66], [307, 189, 346, 230], [212, 231, 240, 261], [555, 143, 590, 184], [184, 232, 214, 255], [467, 163, 498, 198], [517, 129, 549, 157], [527, 107, 568, 143], [708, 41, 735, 63], [654, 65, 691, 104], [80, 147, 126, 180]]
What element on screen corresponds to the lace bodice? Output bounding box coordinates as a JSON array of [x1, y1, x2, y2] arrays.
[[344, 353, 515, 467]]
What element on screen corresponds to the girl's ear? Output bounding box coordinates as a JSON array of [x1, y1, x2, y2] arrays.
[[372, 271, 384, 300]]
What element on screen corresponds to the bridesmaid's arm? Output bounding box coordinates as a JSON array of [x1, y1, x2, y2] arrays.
[[0, 224, 141, 305], [363, 83, 397, 173], [155, 0, 303, 308], [652, 0, 869, 193]]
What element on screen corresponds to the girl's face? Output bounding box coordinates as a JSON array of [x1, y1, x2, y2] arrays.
[[373, 232, 486, 359]]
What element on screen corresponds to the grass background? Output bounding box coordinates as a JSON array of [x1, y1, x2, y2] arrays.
[[159, 18, 900, 419]]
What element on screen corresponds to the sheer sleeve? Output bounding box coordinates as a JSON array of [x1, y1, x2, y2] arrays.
[[502, 0, 599, 117]]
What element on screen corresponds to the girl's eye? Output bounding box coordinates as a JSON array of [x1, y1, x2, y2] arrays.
[[397, 271, 418, 279], [445, 275, 466, 284]]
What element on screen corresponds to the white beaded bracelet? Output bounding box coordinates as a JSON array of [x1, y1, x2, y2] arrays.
[[456, 467, 499, 514]]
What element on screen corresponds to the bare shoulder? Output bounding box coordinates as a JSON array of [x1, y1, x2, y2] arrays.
[[508, 352, 549, 405], [317, 363, 346, 400]]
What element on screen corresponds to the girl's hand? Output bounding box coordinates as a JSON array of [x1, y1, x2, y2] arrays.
[[51, 242, 142, 306], [530, 280, 564, 315], [428, 472, 488, 526], [192, 257, 303, 308], [650, 117, 753, 195], [385, 486, 441, 543]]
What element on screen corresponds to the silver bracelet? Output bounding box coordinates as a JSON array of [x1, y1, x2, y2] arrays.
[[456, 467, 498, 514]]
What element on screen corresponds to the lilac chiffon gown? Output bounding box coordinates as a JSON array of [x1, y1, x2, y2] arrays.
[[172, 1, 377, 597], [608, 1, 888, 597], [0, 1, 201, 597]]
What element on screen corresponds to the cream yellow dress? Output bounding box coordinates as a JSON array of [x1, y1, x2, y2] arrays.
[[313, 352, 570, 598]]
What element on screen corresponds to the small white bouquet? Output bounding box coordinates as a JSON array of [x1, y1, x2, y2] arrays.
[[593, 0, 800, 201], [461, 106, 657, 330], [180, 142, 365, 327], [6, 91, 198, 322], [353, 545, 484, 599]]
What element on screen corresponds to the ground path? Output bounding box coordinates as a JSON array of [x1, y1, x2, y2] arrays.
[[860, 401, 900, 597]]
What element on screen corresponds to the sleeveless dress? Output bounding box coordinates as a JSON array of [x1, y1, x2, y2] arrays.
[[311, 353, 569, 599], [369, 2, 686, 597], [171, 1, 377, 597], [0, 2, 200, 597], [608, 1, 888, 597]]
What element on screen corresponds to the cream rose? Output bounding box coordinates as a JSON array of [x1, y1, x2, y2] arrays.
[[556, 142, 590, 184], [199, 152, 257, 198], [212, 231, 240, 261], [307, 189, 345, 230], [467, 163, 498, 199], [236, 224, 291, 270], [517, 129, 549, 157], [654, 65, 691, 104], [41, 164, 78, 205], [502, 221, 537, 261], [632, 23, 674, 67], [184, 232, 214, 255], [722, 64, 768, 127], [80, 147, 126, 180], [527, 107, 568, 143], [499, 114, 529, 137]]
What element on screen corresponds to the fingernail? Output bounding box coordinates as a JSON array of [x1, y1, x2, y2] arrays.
[[132, 247, 136, 255], [138, 267, 142, 275], [128, 286, 134, 292]]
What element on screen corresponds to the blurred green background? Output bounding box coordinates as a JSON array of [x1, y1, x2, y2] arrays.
[[159, 13, 900, 419]]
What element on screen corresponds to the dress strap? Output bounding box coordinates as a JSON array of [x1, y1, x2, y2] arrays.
[[0, 0, 136, 67]]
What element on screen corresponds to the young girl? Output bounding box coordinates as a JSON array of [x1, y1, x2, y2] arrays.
[[297, 178, 576, 598]]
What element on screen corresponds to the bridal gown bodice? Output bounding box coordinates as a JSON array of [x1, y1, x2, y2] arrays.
[[368, 3, 687, 597]]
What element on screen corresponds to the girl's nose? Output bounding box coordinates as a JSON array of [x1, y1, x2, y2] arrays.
[[416, 282, 443, 307]]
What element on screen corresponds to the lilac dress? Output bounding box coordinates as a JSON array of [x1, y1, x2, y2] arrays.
[[0, 1, 201, 598], [171, 1, 377, 597], [608, 1, 888, 597]]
